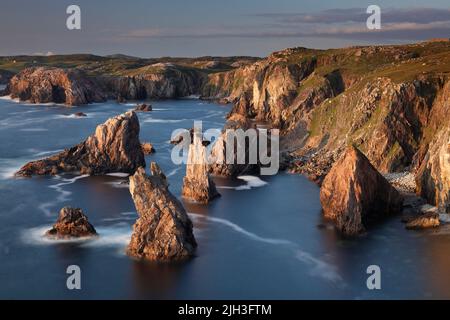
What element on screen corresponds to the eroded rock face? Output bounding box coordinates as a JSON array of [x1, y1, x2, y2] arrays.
[[320, 146, 403, 236], [127, 165, 197, 261], [201, 43, 450, 186], [7, 67, 106, 105], [45, 207, 97, 239], [105, 65, 205, 100], [209, 114, 260, 177], [16, 111, 145, 177], [416, 127, 450, 213], [182, 132, 220, 203]]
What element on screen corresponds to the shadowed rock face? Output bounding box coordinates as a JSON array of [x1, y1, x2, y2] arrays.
[[208, 114, 259, 177], [320, 146, 403, 236], [15, 111, 145, 177], [416, 127, 450, 213], [0, 69, 14, 85], [45, 207, 97, 239], [105, 66, 205, 100], [182, 132, 220, 203], [7, 67, 106, 105], [127, 165, 197, 261]]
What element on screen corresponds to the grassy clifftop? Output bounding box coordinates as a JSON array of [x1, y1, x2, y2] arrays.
[[0, 54, 260, 77]]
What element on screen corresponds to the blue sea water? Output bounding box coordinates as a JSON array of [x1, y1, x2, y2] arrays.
[[1, 97, 450, 299]]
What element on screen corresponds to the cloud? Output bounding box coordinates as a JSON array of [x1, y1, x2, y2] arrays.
[[32, 51, 55, 56], [253, 7, 450, 24], [122, 7, 450, 42]]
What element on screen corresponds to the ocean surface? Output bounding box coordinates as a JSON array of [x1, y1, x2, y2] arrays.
[[1, 97, 450, 299]]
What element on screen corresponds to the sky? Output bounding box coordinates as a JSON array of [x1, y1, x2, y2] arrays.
[[0, 0, 449, 58]]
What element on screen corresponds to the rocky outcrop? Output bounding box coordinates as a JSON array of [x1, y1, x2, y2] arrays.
[[45, 207, 97, 239], [7, 67, 106, 105], [15, 111, 145, 177], [182, 131, 220, 203], [141, 142, 155, 155], [135, 103, 152, 112], [416, 127, 450, 213], [4, 63, 208, 105], [103, 64, 205, 100], [405, 212, 440, 230], [320, 146, 403, 236], [127, 165, 197, 261]]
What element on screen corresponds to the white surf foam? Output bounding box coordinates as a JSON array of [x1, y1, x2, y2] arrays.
[[102, 216, 136, 222], [38, 175, 89, 216], [143, 118, 186, 124], [22, 225, 94, 245], [217, 175, 268, 191], [0, 158, 26, 180], [104, 181, 129, 189], [106, 173, 130, 178], [0, 95, 19, 102], [19, 128, 49, 132], [120, 211, 137, 216], [21, 223, 132, 255], [53, 114, 87, 119], [166, 167, 181, 177], [34, 149, 64, 157], [184, 95, 201, 100], [188, 213, 343, 285]]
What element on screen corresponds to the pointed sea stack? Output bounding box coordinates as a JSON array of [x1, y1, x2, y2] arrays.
[[320, 146, 403, 236], [182, 130, 220, 203], [127, 164, 197, 261]]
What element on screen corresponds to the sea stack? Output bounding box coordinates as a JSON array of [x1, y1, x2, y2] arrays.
[[127, 164, 197, 261], [182, 130, 220, 203], [45, 207, 97, 239], [320, 146, 403, 236], [15, 111, 145, 177]]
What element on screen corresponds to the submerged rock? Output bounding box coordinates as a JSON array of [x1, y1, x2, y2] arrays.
[[74, 112, 87, 117], [16, 111, 145, 177], [45, 207, 97, 239], [320, 146, 403, 236], [127, 165, 197, 261], [141, 142, 155, 155], [182, 131, 220, 203], [135, 103, 152, 112], [405, 212, 440, 230]]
